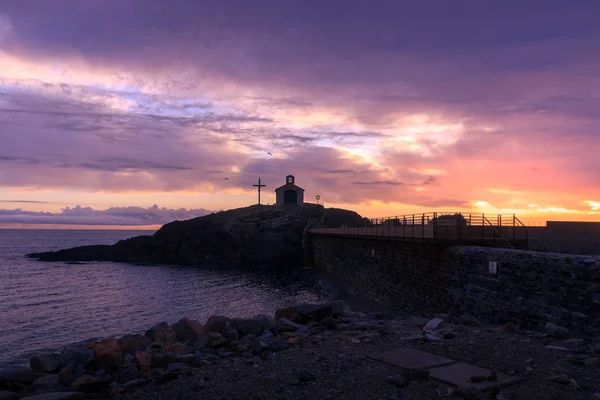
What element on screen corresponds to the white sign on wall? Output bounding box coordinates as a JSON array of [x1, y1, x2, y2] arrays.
[[489, 261, 498, 274]]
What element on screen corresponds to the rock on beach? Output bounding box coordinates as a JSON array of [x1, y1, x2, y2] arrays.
[[5, 298, 593, 400]]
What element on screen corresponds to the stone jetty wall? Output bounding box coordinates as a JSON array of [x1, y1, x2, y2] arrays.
[[310, 235, 600, 335], [526, 225, 600, 255]]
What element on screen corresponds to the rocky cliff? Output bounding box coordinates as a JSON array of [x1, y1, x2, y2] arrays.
[[27, 204, 367, 268]]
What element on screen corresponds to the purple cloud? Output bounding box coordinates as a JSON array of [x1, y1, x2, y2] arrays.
[[0, 205, 212, 226], [0, 1, 599, 219]]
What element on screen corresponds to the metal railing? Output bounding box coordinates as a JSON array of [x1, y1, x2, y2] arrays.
[[311, 212, 528, 245]]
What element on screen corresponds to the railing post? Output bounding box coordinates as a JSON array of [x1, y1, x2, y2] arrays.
[[433, 212, 437, 239], [482, 213, 485, 239], [512, 214, 516, 240], [412, 214, 415, 241], [498, 214, 502, 240]]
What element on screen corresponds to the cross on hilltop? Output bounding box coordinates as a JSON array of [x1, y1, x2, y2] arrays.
[[253, 178, 266, 205]]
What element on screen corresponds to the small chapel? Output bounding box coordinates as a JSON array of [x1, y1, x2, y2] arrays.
[[275, 175, 305, 206]]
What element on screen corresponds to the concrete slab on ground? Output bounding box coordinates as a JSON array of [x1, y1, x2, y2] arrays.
[[368, 348, 457, 370], [428, 362, 523, 391]]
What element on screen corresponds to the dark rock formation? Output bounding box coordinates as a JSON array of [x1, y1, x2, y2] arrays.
[[27, 204, 366, 268], [275, 303, 333, 324], [171, 318, 204, 343], [29, 354, 61, 374]]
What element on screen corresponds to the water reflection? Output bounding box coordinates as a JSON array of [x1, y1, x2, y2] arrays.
[[0, 230, 323, 367]]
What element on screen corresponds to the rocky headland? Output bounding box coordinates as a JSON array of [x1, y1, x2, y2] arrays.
[[27, 204, 367, 268], [1, 302, 599, 400]]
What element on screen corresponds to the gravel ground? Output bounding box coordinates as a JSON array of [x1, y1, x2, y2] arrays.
[[114, 314, 600, 400]]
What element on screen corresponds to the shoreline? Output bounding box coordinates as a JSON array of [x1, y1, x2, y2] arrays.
[[0, 276, 374, 370], [0, 301, 351, 398], [0, 256, 327, 370], [2, 301, 599, 400]]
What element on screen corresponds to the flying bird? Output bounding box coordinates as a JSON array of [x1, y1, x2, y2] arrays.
[[267, 152, 273, 156], [224, 177, 229, 180]]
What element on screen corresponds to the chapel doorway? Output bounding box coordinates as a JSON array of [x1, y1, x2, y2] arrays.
[[283, 190, 298, 204]]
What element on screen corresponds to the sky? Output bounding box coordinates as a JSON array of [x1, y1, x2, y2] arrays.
[[0, 0, 599, 229]]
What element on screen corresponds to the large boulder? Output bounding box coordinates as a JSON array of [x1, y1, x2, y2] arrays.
[[71, 374, 112, 393], [135, 351, 152, 377], [18, 374, 63, 397], [118, 366, 140, 384], [59, 344, 93, 367], [30, 353, 62, 374], [273, 318, 299, 334], [274, 306, 301, 322], [117, 334, 152, 354], [423, 318, 445, 333], [194, 332, 223, 349], [57, 364, 85, 387], [144, 322, 170, 342], [150, 353, 170, 369], [544, 322, 571, 339], [204, 316, 230, 334], [0, 367, 43, 384], [153, 327, 177, 349], [227, 316, 275, 337], [87, 338, 122, 369], [31, 374, 61, 388], [171, 318, 205, 343], [291, 303, 333, 323]]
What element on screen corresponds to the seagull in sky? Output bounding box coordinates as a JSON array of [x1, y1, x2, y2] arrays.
[[267, 152, 273, 156], [224, 177, 229, 180]]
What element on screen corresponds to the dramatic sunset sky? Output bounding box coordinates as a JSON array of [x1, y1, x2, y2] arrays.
[[0, 1, 599, 229]]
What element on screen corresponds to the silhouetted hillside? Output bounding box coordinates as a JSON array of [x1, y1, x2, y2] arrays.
[[28, 204, 366, 268]]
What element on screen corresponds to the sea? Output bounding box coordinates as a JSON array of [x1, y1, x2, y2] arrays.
[[0, 229, 324, 368]]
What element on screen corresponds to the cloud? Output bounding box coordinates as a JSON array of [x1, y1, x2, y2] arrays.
[[351, 181, 404, 186], [0, 2, 599, 221], [0, 205, 212, 226], [422, 177, 439, 186], [0, 200, 51, 203]]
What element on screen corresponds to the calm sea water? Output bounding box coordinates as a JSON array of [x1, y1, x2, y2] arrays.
[[0, 229, 322, 368]]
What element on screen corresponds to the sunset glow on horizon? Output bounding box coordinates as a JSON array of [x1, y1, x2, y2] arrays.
[[1, 1, 599, 228]]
